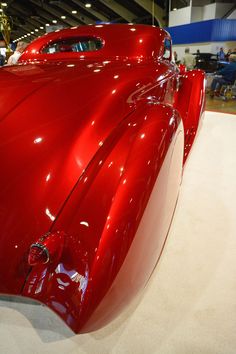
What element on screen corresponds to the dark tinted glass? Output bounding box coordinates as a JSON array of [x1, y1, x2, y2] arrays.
[[42, 37, 103, 54]]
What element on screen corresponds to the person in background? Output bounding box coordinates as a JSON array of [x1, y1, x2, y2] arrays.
[[7, 41, 27, 65], [217, 47, 225, 61], [181, 48, 196, 70], [210, 54, 236, 97], [225, 49, 232, 62]]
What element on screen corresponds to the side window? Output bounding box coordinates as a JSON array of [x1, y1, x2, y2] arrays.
[[163, 38, 171, 60], [41, 37, 103, 54]]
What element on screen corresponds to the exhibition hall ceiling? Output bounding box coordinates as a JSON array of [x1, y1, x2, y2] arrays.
[[3, 0, 168, 41]]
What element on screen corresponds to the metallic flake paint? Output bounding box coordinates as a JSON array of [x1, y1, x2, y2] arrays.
[[0, 24, 205, 333]]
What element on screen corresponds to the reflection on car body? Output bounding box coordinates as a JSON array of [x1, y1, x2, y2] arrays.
[[0, 24, 205, 334]]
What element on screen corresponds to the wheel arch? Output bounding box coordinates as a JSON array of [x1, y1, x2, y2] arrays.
[[174, 69, 205, 162], [23, 102, 184, 333]]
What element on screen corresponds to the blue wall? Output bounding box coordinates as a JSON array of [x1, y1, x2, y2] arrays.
[[166, 19, 236, 45]]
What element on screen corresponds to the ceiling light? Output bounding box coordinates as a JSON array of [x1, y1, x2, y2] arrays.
[[0, 9, 3, 12], [35, 29, 39, 32], [61, 15, 66, 19], [31, 31, 34, 34], [1, 3, 7, 6], [72, 10, 77, 14], [46, 23, 50, 26], [40, 26, 44, 29], [173, 8, 177, 10], [27, 34, 31, 36], [85, 3, 91, 8], [52, 20, 57, 23]]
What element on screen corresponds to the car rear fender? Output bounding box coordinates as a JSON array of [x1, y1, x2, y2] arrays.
[[23, 102, 184, 333], [174, 70, 205, 162]]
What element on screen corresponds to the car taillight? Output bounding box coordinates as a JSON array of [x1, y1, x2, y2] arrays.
[[28, 231, 65, 266], [28, 244, 49, 266]]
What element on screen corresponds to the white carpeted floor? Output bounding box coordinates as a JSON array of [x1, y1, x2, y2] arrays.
[[1, 111, 236, 354]]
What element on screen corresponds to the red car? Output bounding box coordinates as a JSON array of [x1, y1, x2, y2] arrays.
[[0, 24, 205, 333]]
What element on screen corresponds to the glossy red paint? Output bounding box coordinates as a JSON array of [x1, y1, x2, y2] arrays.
[[0, 24, 205, 333], [174, 70, 205, 161], [20, 24, 169, 63], [28, 231, 65, 266]]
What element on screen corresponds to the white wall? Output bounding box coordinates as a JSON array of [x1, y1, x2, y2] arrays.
[[192, 2, 234, 21], [213, 41, 236, 53], [227, 9, 236, 19], [169, 6, 191, 26], [173, 43, 212, 63], [202, 3, 216, 20], [172, 41, 236, 62], [191, 7, 203, 22]]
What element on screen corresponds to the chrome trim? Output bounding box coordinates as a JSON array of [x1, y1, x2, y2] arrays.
[[30, 243, 50, 264]]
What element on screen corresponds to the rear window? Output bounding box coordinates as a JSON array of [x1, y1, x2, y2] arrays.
[[41, 37, 103, 54]]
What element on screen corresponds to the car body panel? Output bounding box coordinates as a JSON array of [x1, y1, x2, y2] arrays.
[[20, 24, 168, 63], [174, 70, 205, 161], [22, 103, 184, 333], [0, 24, 205, 333]]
